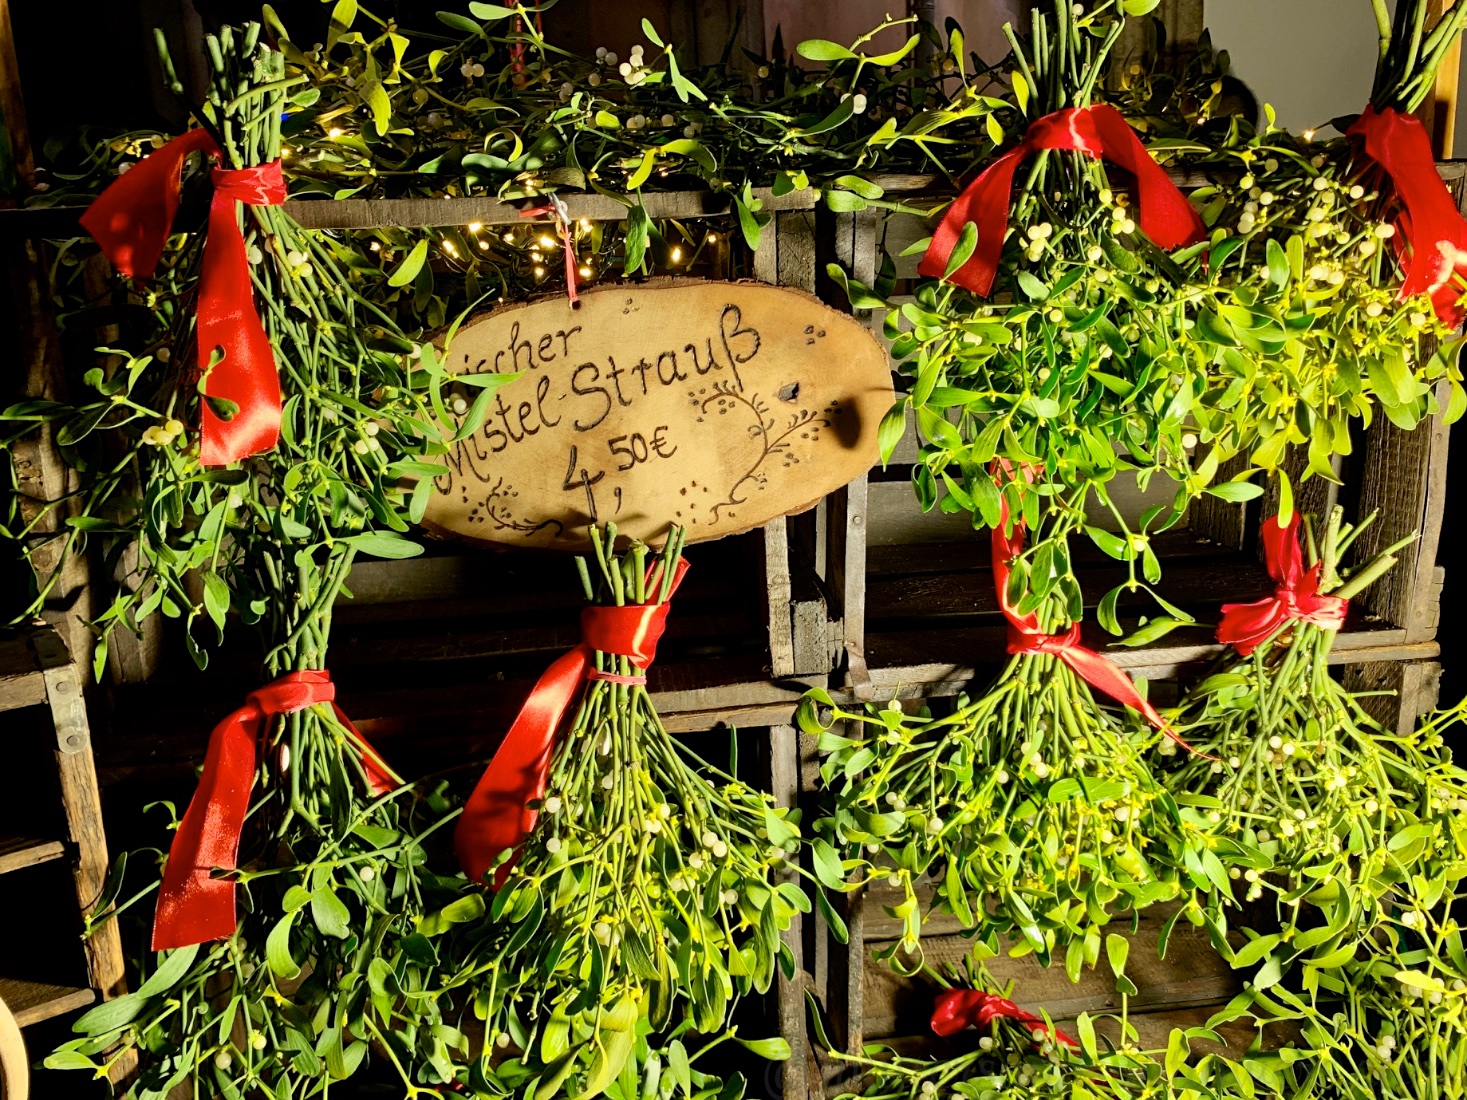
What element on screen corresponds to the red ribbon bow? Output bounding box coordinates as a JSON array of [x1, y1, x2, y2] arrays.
[[1216, 512, 1347, 657], [455, 559, 690, 888], [152, 670, 396, 951], [992, 498, 1205, 758], [931, 989, 1078, 1047], [919, 103, 1205, 296], [81, 129, 288, 466], [1348, 105, 1467, 327]]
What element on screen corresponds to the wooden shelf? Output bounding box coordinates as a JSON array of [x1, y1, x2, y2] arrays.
[[0, 977, 93, 1028], [0, 837, 64, 876], [856, 532, 1439, 697]]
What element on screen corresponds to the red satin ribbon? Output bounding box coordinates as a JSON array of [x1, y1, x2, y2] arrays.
[[455, 559, 690, 887], [919, 103, 1205, 296], [80, 129, 287, 466], [152, 670, 396, 951], [931, 989, 1078, 1048], [1348, 105, 1467, 327], [992, 496, 1206, 757], [1217, 513, 1348, 656]]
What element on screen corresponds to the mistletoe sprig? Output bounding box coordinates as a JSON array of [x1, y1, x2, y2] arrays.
[[438, 526, 798, 1095], [829, 1, 1232, 639]]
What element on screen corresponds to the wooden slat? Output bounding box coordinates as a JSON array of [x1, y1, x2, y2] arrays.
[[32, 630, 128, 1003], [1427, 0, 1462, 157], [866, 630, 1438, 701], [0, 631, 45, 713], [764, 519, 797, 680], [1352, 377, 1454, 642], [0, 184, 816, 240], [0, 977, 93, 1028], [95, 628, 1440, 786], [0, 0, 33, 191], [0, 174, 948, 242], [0, 837, 64, 875], [770, 722, 808, 1100]]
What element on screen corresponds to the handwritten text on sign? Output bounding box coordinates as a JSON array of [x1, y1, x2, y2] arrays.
[[422, 280, 894, 550]]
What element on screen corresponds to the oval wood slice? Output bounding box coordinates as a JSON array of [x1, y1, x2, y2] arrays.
[[422, 279, 894, 551], [0, 993, 27, 1100]]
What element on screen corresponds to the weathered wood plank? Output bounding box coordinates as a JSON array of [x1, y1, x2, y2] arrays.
[[0, 977, 93, 1028], [866, 630, 1439, 699], [1187, 452, 1248, 552], [1343, 659, 1444, 734], [1350, 377, 1452, 641], [0, 837, 64, 876], [765, 519, 797, 680], [36, 632, 127, 1003]]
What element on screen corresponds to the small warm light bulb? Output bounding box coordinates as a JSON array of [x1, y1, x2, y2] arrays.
[[1302, 128, 1316, 142], [579, 218, 593, 230], [328, 127, 343, 137], [478, 240, 490, 250], [579, 265, 593, 278], [281, 146, 293, 156], [503, 232, 515, 243], [707, 233, 717, 243], [467, 222, 483, 232], [531, 250, 544, 262], [671, 246, 683, 262], [442, 241, 457, 255], [369, 240, 381, 251], [539, 235, 557, 249], [534, 265, 546, 278]]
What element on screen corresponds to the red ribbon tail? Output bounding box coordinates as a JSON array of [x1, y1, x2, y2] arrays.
[[930, 989, 983, 1037], [918, 146, 1031, 295], [521, 203, 579, 305], [455, 644, 594, 887], [1350, 106, 1467, 325], [1058, 645, 1212, 760], [80, 129, 218, 279], [1215, 597, 1288, 657], [196, 189, 281, 466], [331, 702, 398, 796], [152, 703, 262, 951], [930, 990, 1079, 1048], [1087, 104, 1205, 250]]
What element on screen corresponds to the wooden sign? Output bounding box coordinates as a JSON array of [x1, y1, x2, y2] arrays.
[[422, 280, 894, 550]]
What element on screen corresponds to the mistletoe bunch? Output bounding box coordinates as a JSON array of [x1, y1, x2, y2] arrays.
[[437, 526, 797, 1096], [1160, 510, 1466, 928], [1153, 0, 1467, 482], [801, 472, 1215, 972]]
